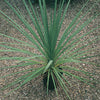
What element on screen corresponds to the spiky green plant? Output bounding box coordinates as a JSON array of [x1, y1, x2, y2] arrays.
[[0, 0, 99, 99]]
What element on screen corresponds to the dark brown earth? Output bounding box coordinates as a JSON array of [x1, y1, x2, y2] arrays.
[[0, 0, 100, 100]]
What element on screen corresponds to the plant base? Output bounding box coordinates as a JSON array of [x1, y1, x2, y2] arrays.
[[43, 72, 55, 90], [43, 68, 63, 90]]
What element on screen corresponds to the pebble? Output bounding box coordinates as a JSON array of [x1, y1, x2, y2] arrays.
[[83, 64, 85, 66]]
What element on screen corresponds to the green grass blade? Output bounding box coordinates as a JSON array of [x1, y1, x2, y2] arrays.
[[68, 37, 99, 58], [0, 42, 37, 49], [63, 71, 94, 87], [43, 60, 53, 73], [51, 71, 58, 96], [55, 58, 95, 67], [56, 68, 72, 86], [0, 57, 25, 60], [53, 67, 71, 100], [4, 0, 42, 45], [23, 0, 47, 47], [0, 13, 44, 54], [2, 70, 36, 90], [0, 33, 36, 49], [78, 55, 100, 60], [60, 26, 100, 58], [57, 12, 99, 57], [3, 66, 45, 96], [0, 45, 34, 55], [58, 0, 99, 50], [0, 55, 43, 63], [51, 0, 66, 50], [47, 71, 50, 95], [57, 0, 90, 50], [0, 62, 39, 69], [61, 66, 93, 77], [57, 0, 71, 34], [1, 1, 45, 55], [0, 68, 35, 78]]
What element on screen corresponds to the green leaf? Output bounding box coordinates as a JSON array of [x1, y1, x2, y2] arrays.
[[0, 62, 39, 69], [47, 71, 50, 95], [43, 60, 53, 73], [60, 66, 93, 78], [53, 67, 71, 100], [0, 57, 24, 60], [56, 0, 90, 51], [51, 71, 58, 96], [0, 45, 34, 55], [0, 68, 35, 78], [3, 66, 45, 96], [0, 33, 37, 49]]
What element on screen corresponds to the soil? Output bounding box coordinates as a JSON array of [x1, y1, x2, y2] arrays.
[[0, 0, 100, 100]]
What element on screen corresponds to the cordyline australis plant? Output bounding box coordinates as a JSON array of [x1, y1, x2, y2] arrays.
[[0, 0, 100, 99]]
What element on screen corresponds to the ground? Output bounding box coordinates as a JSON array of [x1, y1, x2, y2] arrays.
[[0, 0, 100, 100]]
